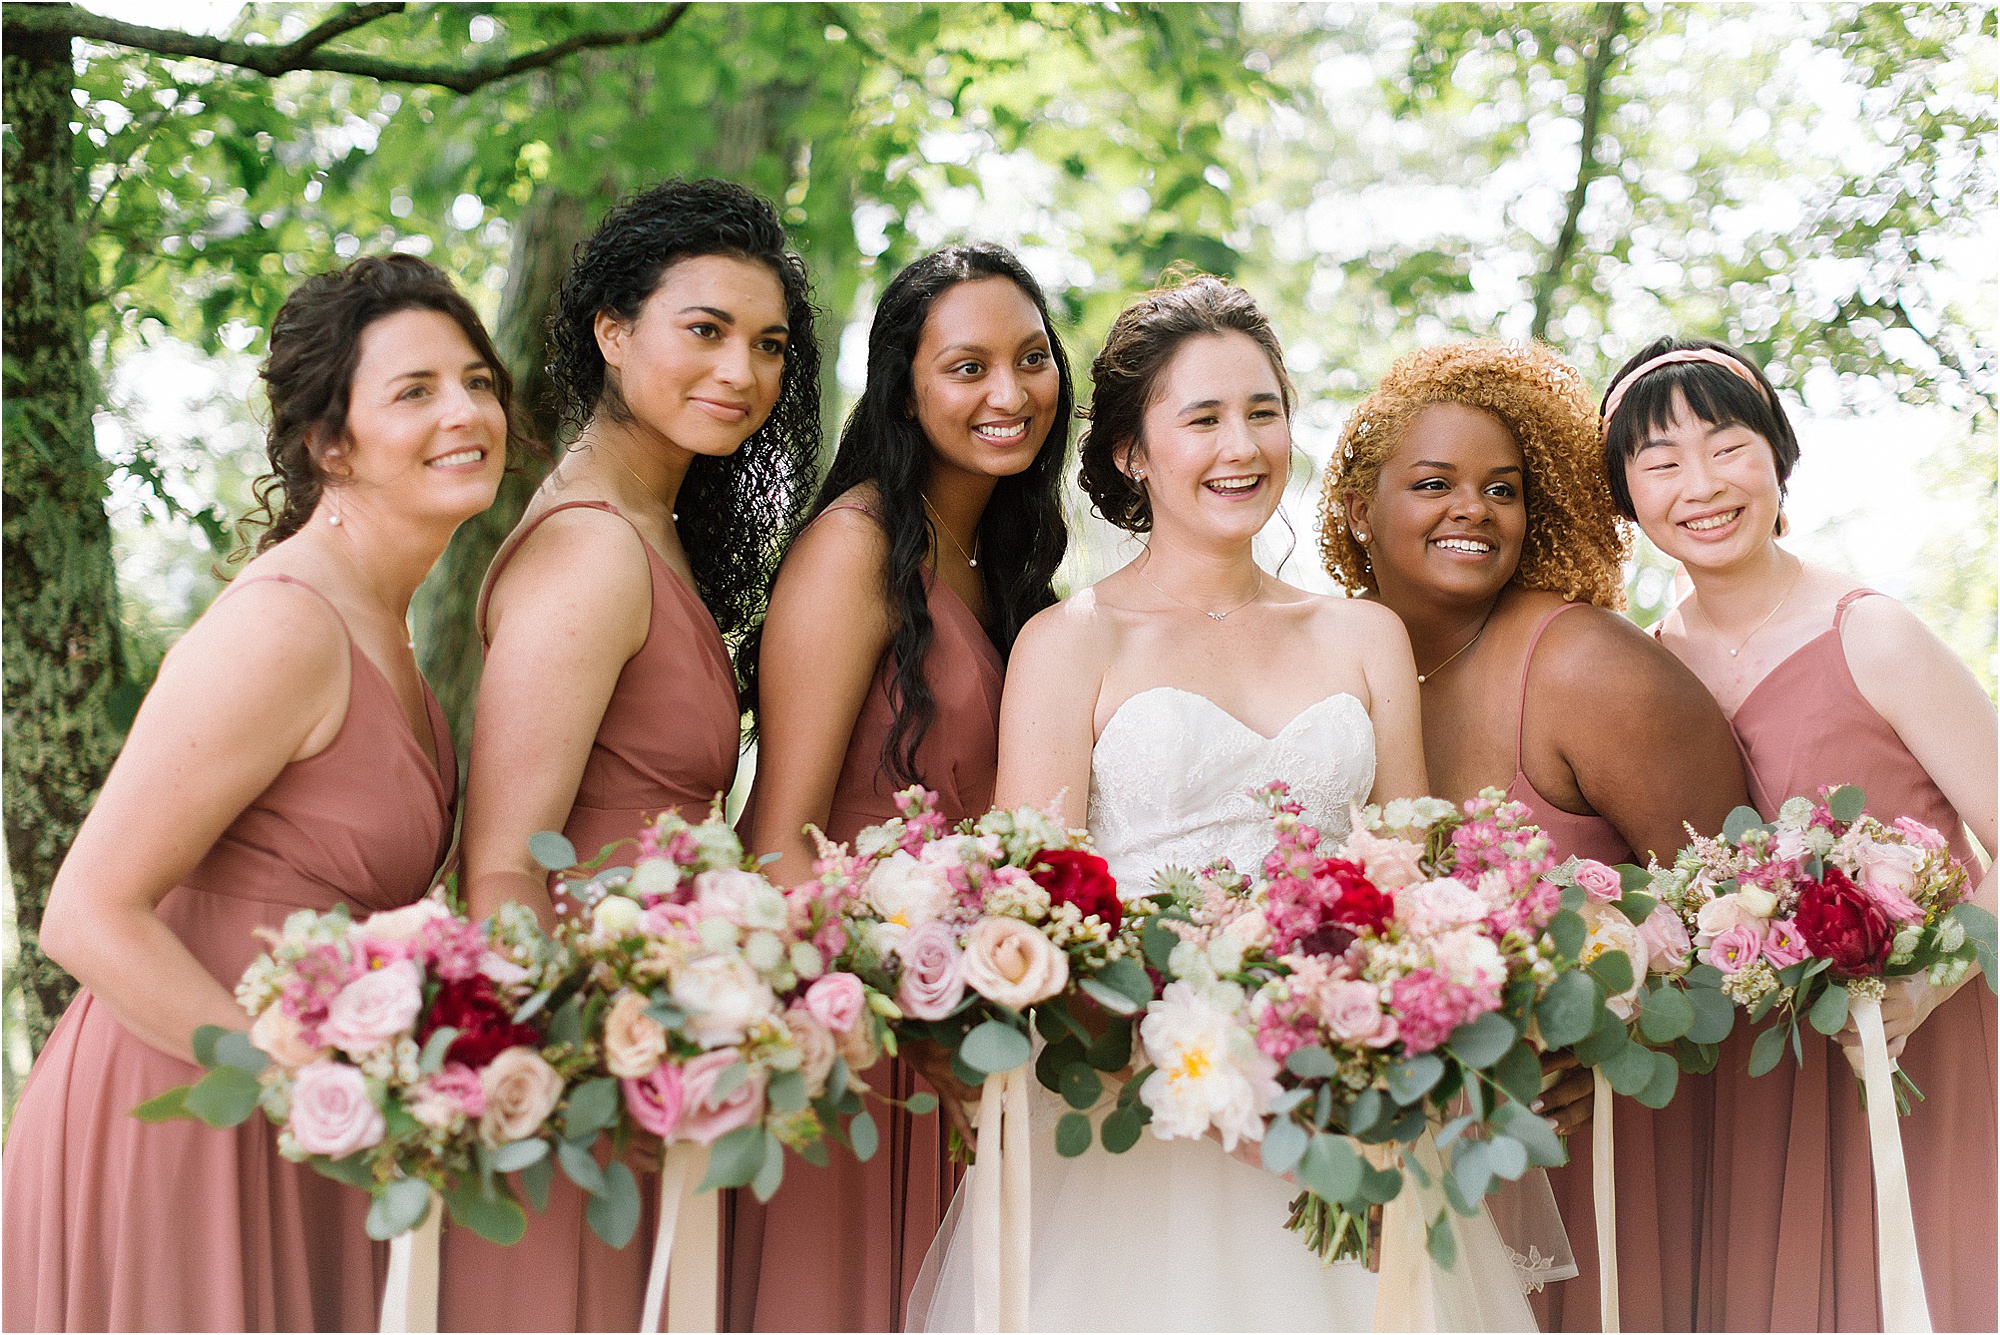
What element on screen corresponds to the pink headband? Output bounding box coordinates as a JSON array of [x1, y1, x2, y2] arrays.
[[1600, 347, 1769, 429]]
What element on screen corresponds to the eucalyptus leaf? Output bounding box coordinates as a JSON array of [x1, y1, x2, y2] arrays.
[[1951, 903, 1998, 991], [906, 1092, 939, 1116], [1036, 1033, 1087, 1092], [1684, 987, 1737, 1044], [190, 1024, 226, 1069], [1722, 806, 1769, 845], [750, 1131, 786, 1203], [1587, 950, 1635, 997], [1101, 1103, 1144, 1154], [1055, 1111, 1093, 1157], [1613, 891, 1657, 927], [548, 995, 584, 1048], [446, 1174, 527, 1245], [1434, 1114, 1476, 1149], [1808, 981, 1851, 1036], [419, 1026, 460, 1075], [1684, 963, 1725, 989], [1346, 1087, 1386, 1137], [1492, 1100, 1567, 1168], [1491, 1042, 1543, 1108], [513, 988, 555, 1025], [1573, 1010, 1630, 1068], [1093, 956, 1155, 1008], [131, 1084, 191, 1123], [1487, 1134, 1529, 1181], [699, 1125, 767, 1191], [1547, 910, 1586, 960], [490, 1138, 550, 1173], [1269, 1087, 1313, 1116], [1297, 1132, 1363, 1205], [706, 1060, 749, 1110], [315, 1152, 377, 1191], [1450, 1137, 1493, 1203], [556, 1139, 608, 1196], [528, 830, 578, 872], [1635, 1051, 1680, 1109], [959, 1020, 1033, 1074], [211, 1030, 270, 1076], [1604, 1041, 1658, 1097], [1261, 1118, 1309, 1176], [768, 1070, 809, 1116], [1428, 1213, 1459, 1268], [1616, 864, 1652, 892], [850, 1109, 881, 1163], [1084, 1019, 1133, 1073], [1284, 1045, 1339, 1079], [1384, 1054, 1445, 1105], [1535, 970, 1598, 1049], [184, 1064, 261, 1128], [1076, 977, 1141, 1017], [1142, 917, 1182, 970], [1359, 1164, 1404, 1205], [519, 1153, 554, 1213], [1827, 785, 1866, 824], [565, 1077, 621, 1139], [585, 1161, 641, 1248], [366, 1177, 432, 1241], [1638, 985, 1695, 1043], [1748, 1023, 1790, 1077], [1060, 1063, 1103, 1111], [1445, 1011, 1517, 1069]]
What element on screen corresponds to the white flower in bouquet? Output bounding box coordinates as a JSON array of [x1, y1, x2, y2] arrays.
[[603, 989, 667, 1077], [1577, 902, 1649, 1019], [1430, 925, 1510, 993], [632, 857, 681, 898], [479, 1046, 564, 1147], [854, 820, 906, 859], [672, 953, 778, 1049], [960, 916, 1068, 1008], [693, 868, 771, 923], [360, 897, 454, 944], [1140, 982, 1279, 1152], [591, 893, 645, 940], [1396, 877, 1489, 936], [862, 850, 956, 935]]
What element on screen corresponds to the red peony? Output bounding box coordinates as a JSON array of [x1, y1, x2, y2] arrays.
[[1029, 849, 1122, 931], [417, 975, 542, 1070], [1793, 866, 1893, 975], [1316, 858, 1395, 935]]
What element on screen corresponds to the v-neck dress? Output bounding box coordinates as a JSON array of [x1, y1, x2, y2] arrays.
[[725, 505, 1004, 1333], [2, 574, 457, 1333], [440, 500, 741, 1332], [1695, 589, 1997, 1331]]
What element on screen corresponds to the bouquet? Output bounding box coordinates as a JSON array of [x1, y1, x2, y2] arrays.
[[1118, 786, 1591, 1268], [138, 896, 574, 1246]]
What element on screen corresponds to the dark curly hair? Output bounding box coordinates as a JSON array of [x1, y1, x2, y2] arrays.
[[545, 178, 821, 660], [1600, 335, 1797, 523], [1079, 270, 1295, 534], [242, 253, 527, 554], [750, 243, 1074, 785], [1317, 341, 1629, 608]]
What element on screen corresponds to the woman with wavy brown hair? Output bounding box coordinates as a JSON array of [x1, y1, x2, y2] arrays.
[[1319, 340, 1748, 1330]]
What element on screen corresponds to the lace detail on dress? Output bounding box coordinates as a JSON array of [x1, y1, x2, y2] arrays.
[[1087, 687, 1376, 896]]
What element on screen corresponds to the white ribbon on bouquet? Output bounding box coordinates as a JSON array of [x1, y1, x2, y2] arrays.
[[378, 1189, 442, 1333], [1851, 993, 1932, 1333], [640, 1142, 718, 1334], [1591, 1068, 1620, 1335], [1372, 1130, 1539, 1332], [969, 1066, 1032, 1333]]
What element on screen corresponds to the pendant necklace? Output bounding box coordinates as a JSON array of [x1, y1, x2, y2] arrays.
[[1417, 605, 1495, 684], [1140, 566, 1264, 621], [1702, 558, 1803, 657], [923, 494, 979, 568]]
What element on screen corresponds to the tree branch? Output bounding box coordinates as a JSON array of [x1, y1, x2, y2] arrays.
[[3, 3, 692, 95], [1529, 3, 1629, 342]]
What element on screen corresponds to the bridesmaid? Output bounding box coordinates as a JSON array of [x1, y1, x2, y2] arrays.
[[2, 254, 509, 1331], [1603, 335, 1998, 1332], [725, 243, 1074, 1331], [441, 178, 821, 1331], [1319, 340, 1749, 1329]]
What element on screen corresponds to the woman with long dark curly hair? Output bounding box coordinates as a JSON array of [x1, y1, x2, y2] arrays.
[[726, 243, 1073, 1331], [1318, 340, 1748, 1330], [442, 177, 820, 1332]]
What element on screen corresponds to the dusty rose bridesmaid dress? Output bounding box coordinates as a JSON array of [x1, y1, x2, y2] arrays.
[[1500, 603, 1716, 1331], [725, 517, 1003, 1332], [2, 574, 456, 1332], [438, 500, 740, 1332], [1696, 589, 1998, 1332]]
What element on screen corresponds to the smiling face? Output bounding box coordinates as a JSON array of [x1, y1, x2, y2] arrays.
[[909, 277, 1061, 482], [595, 253, 790, 460], [1348, 402, 1525, 610], [330, 307, 507, 524], [1125, 331, 1291, 548], [1621, 389, 1785, 574]]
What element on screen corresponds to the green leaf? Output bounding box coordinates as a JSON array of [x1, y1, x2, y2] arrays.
[[1748, 1023, 1790, 1077], [1269, 1087, 1312, 1116], [519, 1153, 554, 1212], [906, 1092, 939, 1116], [1613, 891, 1658, 927], [1297, 1133, 1363, 1205], [1346, 1087, 1386, 1137], [586, 1161, 641, 1248], [1492, 1100, 1567, 1168], [1827, 785, 1866, 824], [490, 1138, 550, 1173], [1617, 864, 1653, 892], [1809, 981, 1852, 1036], [1587, 950, 1635, 997], [1450, 1138, 1493, 1203], [566, 1077, 621, 1140], [528, 830, 578, 871], [959, 1020, 1033, 1074], [1635, 1051, 1681, 1109], [1488, 1134, 1529, 1181], [1434, 1113, 1476, 1149], [1284, 1045, 1339, 1079], [1684, 987, 1737, 1044], [827, 1056, 850, 1107], [1359, 1164, 1404, 1204], [1142, 917, 1182, 970], [190, 1024, 227, 1068], [1548, 910, 1587, 960], [1384, 1053, 1445, 1104], [1722, 806, 1768, 845], [1604, 1042, 1657, 1097], [556, 1139, 608, 1196], [446, 1174, 527, 1246], [131, 1084, 192, 1123], [850, 1110, 880, 1163], [184, 1064, 262, 1127], [1953, 903, 1998, 991], [795, 1136, 831, 1169], [1059, 1063, 1103, 1111], [1639, 985, 1695, 1043], [1491, 1042, 1543, 1108], [1093, 956, 1155, 1008], [1084, 1020, 1133, 1073], [1560, 885, 1588, 913], [750, 1131, 786, 1203], [1035, 1033, 1087, 1092], [315, 1151, 377, 1191], [1445, 1012, 1518, 1069], [1101, 1103, 1145, 1154], [1427, 1212, 1459, 1269], [1536, 970, 1600, 1049], [1747, 985, 1783, 1024], [768, 1070, 809, 1116], [1077, 978, 1141, 1017], [1684, 963, 1725, 989], [1055, 1111, 1093, 1157], [548, 995, 584, 1048], [1574, 1010, 1630, 1067], [419, 1026, 460, 1076], [366, 1177, 432, 1240], [705, 1060, 749, 1110], [1674, 1038, 1721, 1074], [1262, 1118, 1309, 1176], [211, 1030, 270, 1075], [700, 1125, 768, 1191]]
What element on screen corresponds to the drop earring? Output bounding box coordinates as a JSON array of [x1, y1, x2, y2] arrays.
[[326, 497, 341, 526]]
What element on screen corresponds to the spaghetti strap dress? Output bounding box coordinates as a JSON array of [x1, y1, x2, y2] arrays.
[[439, 500, 740, 1332], [1, 573, 457, 1333], [725, 503, 1004, 1332], [1501, 602, 1713, 1330], [1696, 589, 1998, 1332]]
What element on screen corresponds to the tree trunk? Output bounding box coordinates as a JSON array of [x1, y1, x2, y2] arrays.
[[3, 26, 123, 1050], [1529, 2, 1629, 343], [412, 187, 588, 758]]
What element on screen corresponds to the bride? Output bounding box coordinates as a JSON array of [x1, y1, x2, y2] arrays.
[[912, 273, 1537, 1331]]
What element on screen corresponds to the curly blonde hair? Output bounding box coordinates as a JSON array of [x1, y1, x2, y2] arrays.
[[1316, 341, 1628, 609]]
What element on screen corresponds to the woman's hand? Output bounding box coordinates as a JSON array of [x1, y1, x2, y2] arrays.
[[1534, 1050, 1594, 1138], [901, 1038, 981, 1143], [1834, 974, 1955, 1070]]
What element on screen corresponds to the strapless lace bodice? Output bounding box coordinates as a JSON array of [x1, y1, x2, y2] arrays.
[[1087, 687, 1376, 896]]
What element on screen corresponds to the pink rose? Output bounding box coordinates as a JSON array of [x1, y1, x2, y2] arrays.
[[478, 1046, 563, 1147], [251, 1005, 329, 1070], [1637, 904, 1691, 974], [1573, 860, 1624, 904], [675, 1049, 767, 1145], [805, 973, 867, 1035], [1703, 924, 1763, 974], [1761, 917, 1810, 969], [1318, 979, 1397, 1048], [1893, 817, 1947, 850], [1336, 828, 1427, 890], [960, 916, 1068, 1009], [318, 959, 424, 1058], [894, 922, 966, 1021], [408, 1062, 485, 1131], [288, 1060, 386, 1156], [783, 1007, 837, 1095], [622, 1062, 686, 1139], [691, 869, 768, 922], [1855, 843, 1927, 923]]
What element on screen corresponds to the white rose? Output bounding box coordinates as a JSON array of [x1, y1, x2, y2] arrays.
[[863, 850, 956, 931], [1735, 886, 1779, 920], [1220, 909, 1271, 950], [478, 1046, 563, 1147], [632, 858, 680, 899], [593, 894, 644, 939], [1578, 902, 1649, 1019], [602, 989, 667, 1078], [960, 917, 1068, 1010], [360, 898, 453, 944], [671, 954, 778, 1049], [1695, 893, 1756, 942], [692, 869, 770, 923]]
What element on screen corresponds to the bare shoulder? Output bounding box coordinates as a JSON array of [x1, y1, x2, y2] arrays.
[[1013, 585, 1121, 672], [775, 495, 891, 595], [1285, 588, 1411, 659], [1838, 590, 1964, 692], [176, 575, 348, 684], [1536, 602, 1721, 715], [493, 503, 652, 624]]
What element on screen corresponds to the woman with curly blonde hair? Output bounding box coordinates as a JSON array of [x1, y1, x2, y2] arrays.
[[1319, 340, 1747, 1331]]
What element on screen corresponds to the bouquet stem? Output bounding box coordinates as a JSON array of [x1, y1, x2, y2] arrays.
[[1284, 1190, 1370, 1266]]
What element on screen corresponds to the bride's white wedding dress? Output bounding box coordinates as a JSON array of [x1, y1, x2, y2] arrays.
[[911, 688, 1540, 1332]]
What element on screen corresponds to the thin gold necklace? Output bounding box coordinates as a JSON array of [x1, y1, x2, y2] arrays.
[[1139, 564, 1264, 621], [1700, 559, 1803, 658], [1417, 605, 1494, 684], [608, 447, 677, 522], [922, 494, 978, 568]]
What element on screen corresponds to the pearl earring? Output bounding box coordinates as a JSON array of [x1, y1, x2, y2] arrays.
[[1354, 530, 1369, 544], [1131, 469, 1146, 482], [327, 500, 341, 526]]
